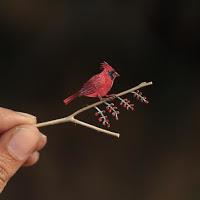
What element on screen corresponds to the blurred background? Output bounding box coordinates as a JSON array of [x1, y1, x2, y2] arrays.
[[0, 0, 200, 199]]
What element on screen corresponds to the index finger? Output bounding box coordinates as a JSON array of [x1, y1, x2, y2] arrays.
[[0, 107, 36, 134]]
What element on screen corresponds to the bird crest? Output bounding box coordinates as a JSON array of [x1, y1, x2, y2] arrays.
[[100, 61, 114, 71]]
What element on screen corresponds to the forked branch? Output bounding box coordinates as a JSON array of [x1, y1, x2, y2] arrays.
[[36, 81, 153, 138]]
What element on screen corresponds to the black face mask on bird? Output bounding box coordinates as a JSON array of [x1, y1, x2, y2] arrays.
[[108, 70, 120, 80]]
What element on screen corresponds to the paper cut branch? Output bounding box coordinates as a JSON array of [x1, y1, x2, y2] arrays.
[[36, 81, 153, 138]]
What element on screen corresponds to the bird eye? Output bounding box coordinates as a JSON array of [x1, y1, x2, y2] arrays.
[[108, 71, 114, 77]]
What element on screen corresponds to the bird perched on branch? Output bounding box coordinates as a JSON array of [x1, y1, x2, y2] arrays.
[[63, 61, 120, 105]]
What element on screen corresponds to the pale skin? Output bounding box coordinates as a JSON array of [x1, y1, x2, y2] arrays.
[[0, 107, 47, 193]]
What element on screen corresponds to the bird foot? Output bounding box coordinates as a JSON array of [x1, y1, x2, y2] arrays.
[[98, 94, 117, 102], [105, 94, 117, 101]]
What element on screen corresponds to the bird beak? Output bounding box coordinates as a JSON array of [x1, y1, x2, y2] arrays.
[[114, 71, 120, 77]]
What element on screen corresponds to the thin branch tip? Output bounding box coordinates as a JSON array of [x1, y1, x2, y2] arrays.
[[149, 81, 153, 85]]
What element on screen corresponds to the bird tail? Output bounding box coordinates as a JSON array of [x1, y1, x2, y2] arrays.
[[63, 92, 79, 105]]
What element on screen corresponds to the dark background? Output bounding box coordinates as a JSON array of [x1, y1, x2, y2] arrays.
[[0, 0, 200, 200]]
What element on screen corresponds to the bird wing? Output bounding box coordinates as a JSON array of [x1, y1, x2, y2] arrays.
[[79, 74, 105, 96]]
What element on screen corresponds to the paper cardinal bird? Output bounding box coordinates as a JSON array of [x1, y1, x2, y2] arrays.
[[63, 62, 120, 105]]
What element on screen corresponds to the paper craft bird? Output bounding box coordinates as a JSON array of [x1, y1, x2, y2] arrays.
[[63, 61, 120, 105]]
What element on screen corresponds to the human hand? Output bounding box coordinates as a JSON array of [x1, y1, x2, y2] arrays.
[[0, 107, 47, 193]]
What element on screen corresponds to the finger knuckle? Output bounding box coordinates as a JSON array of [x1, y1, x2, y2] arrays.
[[0, 107, 8, 117], [0, 156, 10, 184], [0, 165, 9, 183], [0, 108, 5, 120], [0, 107, 4, 112]]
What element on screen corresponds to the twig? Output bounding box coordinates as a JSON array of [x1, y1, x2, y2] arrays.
[[117, 97, 134, 111], [132, 90, 149, 104], [36, 81, 153, 138], [104, 102, 120, 120], [95, 106, 110, 127]]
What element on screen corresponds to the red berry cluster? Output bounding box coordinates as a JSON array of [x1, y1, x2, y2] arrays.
[[94, 90, 149, 128], [95, 109, 110, 128], [105, 103, 120, 120], [119, 98, 134, 111], [133, 90, 149, 104]]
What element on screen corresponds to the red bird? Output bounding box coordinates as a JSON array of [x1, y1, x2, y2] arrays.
[[63, 61, 120, 105]]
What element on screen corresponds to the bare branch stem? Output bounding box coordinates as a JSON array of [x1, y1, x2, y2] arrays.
[[72, 118, 120, 138], [36, 81, 153, 137]]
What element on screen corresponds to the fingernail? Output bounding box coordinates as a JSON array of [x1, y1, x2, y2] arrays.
[[42, 134, 47, 140], [37, 134, 47, 151], [7, 127, 39, 160], [17, 112, 36, 120], [32, 151, 40, 163], [42, 134, 47, 145]]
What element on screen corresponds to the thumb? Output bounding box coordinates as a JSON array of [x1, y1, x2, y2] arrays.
[[0, 124, 41, 193]]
